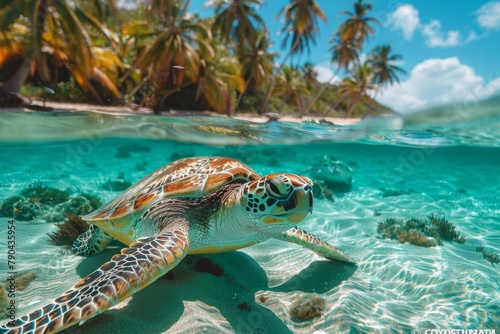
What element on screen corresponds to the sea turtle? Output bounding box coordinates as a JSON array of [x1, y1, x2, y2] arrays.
[[1, 156, 354, 334], [302, 155, 353, 193]]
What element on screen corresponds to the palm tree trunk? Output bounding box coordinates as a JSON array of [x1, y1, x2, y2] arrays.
[[322, 94, 345, 117], [301, 69, 340, 116], [233, 76, 252, 114], [345, 96, 360, 118], [259, 37, 300, 115], [2, 55, 35, 93], [362, 87, 379, 118], [2, 0, 53, 93]]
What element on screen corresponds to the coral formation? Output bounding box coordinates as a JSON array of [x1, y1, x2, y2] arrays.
[[13, 199, 46, 221], [377, 215, 466, 247], [47, 214, 90, 246], [476, 246, 500, 266], [0, 196, 24, 217], [0, 186, 103, 223], [56, 196, 94, 216], [20, 182, 69, 206], [289, 294, 326, 321], [79, 193, 102, 211]]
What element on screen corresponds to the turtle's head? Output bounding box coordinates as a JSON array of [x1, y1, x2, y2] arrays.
[[239, 174, 313, 225]]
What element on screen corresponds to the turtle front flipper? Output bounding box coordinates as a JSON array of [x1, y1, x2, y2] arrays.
[[282, 227, 355, 263], [0, 222, 190, 334], [72, 225, 114, 256]]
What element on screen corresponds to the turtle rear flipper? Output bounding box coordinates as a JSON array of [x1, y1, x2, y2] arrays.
[[72, 225, 114, 256], [1, 222, 190, 334], [282, 227, 355, 263]]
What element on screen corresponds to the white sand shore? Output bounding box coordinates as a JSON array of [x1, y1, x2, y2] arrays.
[[23, 100, 361, 125]]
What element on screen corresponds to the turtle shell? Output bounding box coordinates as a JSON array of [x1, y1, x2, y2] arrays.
[[83, 157, 259, 230]]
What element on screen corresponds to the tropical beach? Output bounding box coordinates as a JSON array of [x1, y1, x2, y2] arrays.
[[0, 0, 401, 118], [1, 1, 500, 334]]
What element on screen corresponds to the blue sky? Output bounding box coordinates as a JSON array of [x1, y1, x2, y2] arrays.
[[187, 0, 500, 113]]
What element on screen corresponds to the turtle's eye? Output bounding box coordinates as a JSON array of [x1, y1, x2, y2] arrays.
[[265, 178, 288, 198]]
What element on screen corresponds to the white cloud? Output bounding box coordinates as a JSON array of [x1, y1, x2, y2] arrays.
[[465, 31, 478, 43], [386, 4, 420, 40], [421, 20, 460, 47], [476, 1, 500, 30], [313, 63, 341, 84], [386, 4, 481, 47], [376, 57, 500, 113]]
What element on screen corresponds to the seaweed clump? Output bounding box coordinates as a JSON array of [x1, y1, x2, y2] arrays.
[[377, 215, 466, 247], [20, 182, 69, 206], [0, 285, 7, 318], [1, 185, 103, 222], [194, 258, 224, 276], [0, 196, 24, 217], [476, 246, 500, 266], [13, 199, 46, 221], [289, 294, 326, 322], [47, 214, 90, 246], [3, 272, 37, 291], [79, 193, 102, 211]]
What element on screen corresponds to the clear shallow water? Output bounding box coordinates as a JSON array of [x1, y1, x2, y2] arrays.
[[0, 96, 499, 333]]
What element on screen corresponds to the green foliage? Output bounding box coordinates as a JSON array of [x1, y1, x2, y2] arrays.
[[377, 215, 466, 247], [49, 78, 87, 103], [1, 0, 400, 116]]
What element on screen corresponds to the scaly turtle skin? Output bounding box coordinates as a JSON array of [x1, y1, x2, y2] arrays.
[[0, 157, 354, 334]]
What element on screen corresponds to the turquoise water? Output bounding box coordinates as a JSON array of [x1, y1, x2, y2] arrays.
[[0, 96, 499, 333]]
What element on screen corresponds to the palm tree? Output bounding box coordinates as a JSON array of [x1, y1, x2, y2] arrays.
[[196, 56, 245, 114], [235, 30, 275, 111], [133, 1, 214, 110], [301, 61, 319, 91], [260, 0, 326, 114], [274, 65, 308, 110], [302, 0, 378, 115], [368, 44, 405, 88], [206, 0, 266, 56], [363, 43, 405, 116], [338, 62, 376, 117], [339, 0, 379, 45], [0, 0, 119, 104], [303, 33, 360, 115], [1, 0, 54, 94]]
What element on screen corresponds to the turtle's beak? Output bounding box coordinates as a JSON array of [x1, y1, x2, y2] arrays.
[[286, 187, 313, 224]]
